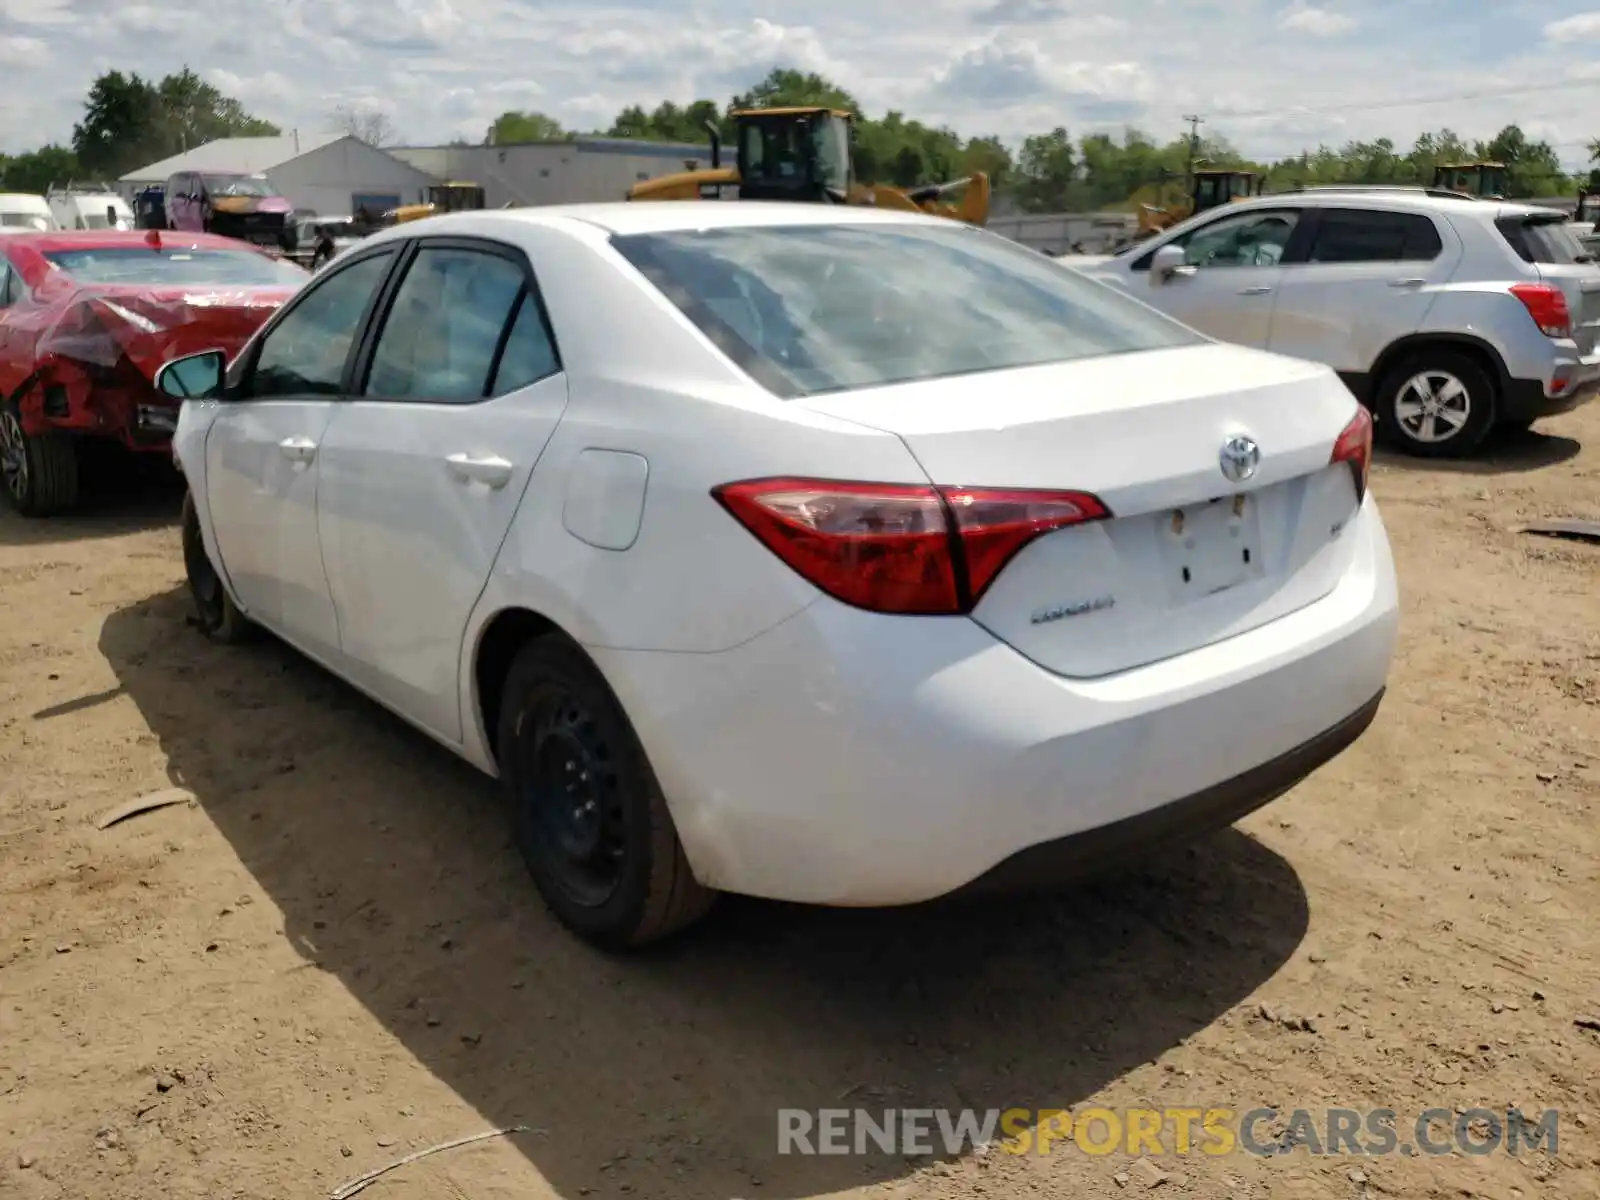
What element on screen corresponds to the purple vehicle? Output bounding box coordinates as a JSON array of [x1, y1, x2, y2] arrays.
[[162, 170, 297, 252]]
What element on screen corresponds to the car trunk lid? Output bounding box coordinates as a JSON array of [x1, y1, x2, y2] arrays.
[[1495, 210, 1600, 354], [795, 343, 1368, 677], [47, 284, 295, 378]]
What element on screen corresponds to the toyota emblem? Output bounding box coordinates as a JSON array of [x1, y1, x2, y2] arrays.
[[1219, 434, 1261, 483]]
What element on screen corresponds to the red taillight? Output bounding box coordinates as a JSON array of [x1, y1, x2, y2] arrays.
[[1331, 404, 1373, 503], [1509, 283, 1571, 338], [712, 477, 1109, 615]]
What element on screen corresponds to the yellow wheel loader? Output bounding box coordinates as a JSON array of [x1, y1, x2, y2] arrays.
[[381, 181, 488, 226], [1431, 161, 1508, 199], [1135, 168, 1263, 238], [626, 106, 991, 225]]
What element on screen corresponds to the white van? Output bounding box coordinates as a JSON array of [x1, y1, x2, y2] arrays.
[[46, 185, 134, 231], [0, 193, 59, 234]]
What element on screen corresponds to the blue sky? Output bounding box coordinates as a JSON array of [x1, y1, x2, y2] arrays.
[[2, 0, 1599, 169]]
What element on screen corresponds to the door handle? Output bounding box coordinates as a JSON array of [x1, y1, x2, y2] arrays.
[[445, 453, 514, 489], [278, 435, 317, 463], [1388, 278, 1426, 288], [1238, 285, 1273, 295]]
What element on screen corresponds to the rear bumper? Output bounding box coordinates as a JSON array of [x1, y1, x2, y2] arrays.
[[590, 495, 1400, 907], [1502, 364, 1600, 422], [952, 687, 1383, 897]]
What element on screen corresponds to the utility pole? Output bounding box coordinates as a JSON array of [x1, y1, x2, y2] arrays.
[[1181, 113, 1204, 192]]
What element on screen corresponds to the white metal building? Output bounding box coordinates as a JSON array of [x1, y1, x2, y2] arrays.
[[119, 134, 439, 218], [388, 137, 715, 208]]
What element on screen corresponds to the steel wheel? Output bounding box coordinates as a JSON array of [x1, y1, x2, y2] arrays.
[[181, 490, 251, 642], [1393, 370, 1471, 444], [514, 688, 628, 910], [496, 635, 715, 947], [0, 409, 27, 503]]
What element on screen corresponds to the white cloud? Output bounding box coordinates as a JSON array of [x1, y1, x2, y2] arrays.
[[1544, 10, 1600, 40], [1276, 4, 1357, 36], [0, 35, 49, 65], [0, 0, 1594, 174]]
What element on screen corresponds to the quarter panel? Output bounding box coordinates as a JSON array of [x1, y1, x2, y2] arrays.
[[1411, 288, 1543, 377], [486, 378, 926, 654]]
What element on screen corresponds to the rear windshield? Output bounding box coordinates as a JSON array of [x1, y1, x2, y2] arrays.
[[610, 223, 1201, 398], [81, 213, 134, 230], [43, 247, 308, 286], [1496, 215, 1594, 265]]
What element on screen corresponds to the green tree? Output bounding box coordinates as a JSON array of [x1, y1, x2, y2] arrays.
[[959, 135, 1013, 190], [1473, 124, 1564, 196], [71, 67, 279, 178], [1014, 127, 1077, 211], [604, 99, 722, 142], [154, 68, 279, 155], [486, 111, 570, 144], [72, 70, 161, 177], [2, 144, 83, 193], [729, 68, 859, 117]]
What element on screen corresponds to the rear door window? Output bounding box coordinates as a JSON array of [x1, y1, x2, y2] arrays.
[[1496, 215, 1592, 264], [1307, 209, 1443, 262], [362, 244, 539, 402]]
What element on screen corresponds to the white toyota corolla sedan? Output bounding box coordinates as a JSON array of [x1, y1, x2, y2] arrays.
[[158, 201, 1399, 949]]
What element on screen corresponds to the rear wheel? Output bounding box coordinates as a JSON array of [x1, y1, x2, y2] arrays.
[[182, 491, 252, 642], [496, 634, 715, 949], [0, 403, 79, 516], [1375, 349, 1496, 458]]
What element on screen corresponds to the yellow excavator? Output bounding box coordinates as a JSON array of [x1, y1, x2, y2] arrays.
[[382, 181, 488, 226], [1431, 161, 1508, 199], [626, 106, 991, 225], [1135, 168, 1263, 237]]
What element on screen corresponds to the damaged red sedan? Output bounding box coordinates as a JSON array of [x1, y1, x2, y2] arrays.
[[0, 229, 307, 515]]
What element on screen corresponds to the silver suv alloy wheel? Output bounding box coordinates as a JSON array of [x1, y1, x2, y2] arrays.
[[1394, 370, 1472, 445]]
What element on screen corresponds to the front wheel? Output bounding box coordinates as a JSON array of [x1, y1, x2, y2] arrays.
[[1375, 350, 1497, 458], [182, 491, 252, 642], [0, 403, 79, 516], [496, 634, 715, 949]]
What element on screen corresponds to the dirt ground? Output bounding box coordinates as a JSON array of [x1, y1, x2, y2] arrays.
[[2, 410, 1598, 1200]]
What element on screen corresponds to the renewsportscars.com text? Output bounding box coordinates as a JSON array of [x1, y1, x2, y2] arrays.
[[777, 1106, 1560, 1158]]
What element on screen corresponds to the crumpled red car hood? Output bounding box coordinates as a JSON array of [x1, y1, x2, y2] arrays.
[[34, 282, 298, 380]]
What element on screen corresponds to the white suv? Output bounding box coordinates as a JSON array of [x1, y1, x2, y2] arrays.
[[1069, 188, 1600, 457]]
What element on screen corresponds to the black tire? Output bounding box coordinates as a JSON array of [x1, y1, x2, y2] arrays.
[[1374, 349, 1497, 458], [0, 402, 79, 516], [182, 491, 253, 643], [496, 634, 715, 949]]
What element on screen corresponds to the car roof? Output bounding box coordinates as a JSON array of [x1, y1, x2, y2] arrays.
[[402, 200, 958, 239], [1227, 189, 1563, 222], [1, 229, 265, 254], [1231, 190, 1486, 216]]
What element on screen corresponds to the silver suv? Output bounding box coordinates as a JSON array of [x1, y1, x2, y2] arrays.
[[1069, 188, 1600, 457]]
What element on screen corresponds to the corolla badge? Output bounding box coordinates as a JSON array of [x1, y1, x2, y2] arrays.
[[1218, 434, 1261, 483], [1030, 594, 1116, 625]]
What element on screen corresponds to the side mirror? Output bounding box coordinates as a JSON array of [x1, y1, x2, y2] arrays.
[[155, 350, 226, 400], [1150, 244, 1191, 284]]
